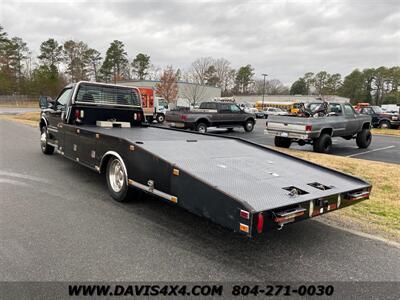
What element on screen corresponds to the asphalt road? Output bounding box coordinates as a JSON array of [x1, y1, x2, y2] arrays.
[[205, 121, 400, 165], [1, 119, 400, 282], [0, 107, 39, 115]]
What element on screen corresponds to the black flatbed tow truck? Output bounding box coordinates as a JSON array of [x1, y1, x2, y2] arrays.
[[39, 81, 372, 237]]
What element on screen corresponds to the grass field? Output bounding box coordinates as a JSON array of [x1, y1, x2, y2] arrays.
[[2, 112, 400, 241], [371, 128, 400, 137], [0, 111, 40, 126], [276, 148, 400, 242]]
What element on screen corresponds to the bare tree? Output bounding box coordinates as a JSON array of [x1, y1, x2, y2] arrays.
[[181, 82, 207, 107], [181, 71, 206, 106], [214, 58, 232, 91], [189, 57, 214, 85]]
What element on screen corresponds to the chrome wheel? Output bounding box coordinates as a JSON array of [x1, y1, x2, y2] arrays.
[[40, 131, 47, 151], [108, 159, 125, 193]]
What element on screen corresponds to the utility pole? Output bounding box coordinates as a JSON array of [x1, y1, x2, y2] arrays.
[[262, 74, 268, 110]]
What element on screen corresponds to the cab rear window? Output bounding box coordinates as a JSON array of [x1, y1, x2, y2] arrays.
[[76, 83, 141, 107]]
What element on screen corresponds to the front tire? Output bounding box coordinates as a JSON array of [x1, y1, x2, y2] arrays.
[[356, 128, 372, 148], [313, 133, 332, 153], [244, 119, 255, 132], [156, 114, 165, 123], [40, 126, 54, 155], [106, 157, 130, 202], [274, 136, 292, 148]]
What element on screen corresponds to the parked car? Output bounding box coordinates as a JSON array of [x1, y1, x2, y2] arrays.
[[242, 106, 258, 115], [254, 110, 265, 118], [263, 107, 289, 116], [354, 102, 371, 113], [166, 101, 256, 133], [360, 106, 400, 129]]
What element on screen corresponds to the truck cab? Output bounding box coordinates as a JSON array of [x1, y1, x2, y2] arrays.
[[39, 81, 144, 156]]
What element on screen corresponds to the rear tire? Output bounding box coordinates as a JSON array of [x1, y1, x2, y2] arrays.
[[106, 157, 130, 202], [244, 119, 255, 132], [274, 136, 292, 148], [196, 122, 207, 133], [356, 128, 372, 148], [313, 133, 332, 153], [40, 126, 54, 155], [379, 121, 390, 129]]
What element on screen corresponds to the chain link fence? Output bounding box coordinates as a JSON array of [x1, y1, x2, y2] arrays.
[[0, 95, 38, 107]]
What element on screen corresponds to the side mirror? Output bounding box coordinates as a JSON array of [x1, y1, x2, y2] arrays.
[[39, 96, 48, 109], [39, 96, 54, 109]]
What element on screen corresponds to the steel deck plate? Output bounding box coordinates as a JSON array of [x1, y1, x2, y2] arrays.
[[82, 126, 369, 212]]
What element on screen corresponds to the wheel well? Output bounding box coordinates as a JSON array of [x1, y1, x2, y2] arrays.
[[100, 154, 113, 174], [320, 128, 333, 136], [379, 119, 390, 124], [245, 118, 255, 123], [196, 118, 209, 126], [39, 118, 46, 131], [99, 152, 127, 178], [362, 122, 370, 129]]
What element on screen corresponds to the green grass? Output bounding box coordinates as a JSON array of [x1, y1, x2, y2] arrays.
[[371, 128, 400, 137]]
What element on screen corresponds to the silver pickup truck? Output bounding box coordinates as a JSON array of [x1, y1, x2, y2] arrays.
[[265, 102, 372, 153]]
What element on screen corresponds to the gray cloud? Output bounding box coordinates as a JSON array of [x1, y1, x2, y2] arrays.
[[1, 0, 399, 84]]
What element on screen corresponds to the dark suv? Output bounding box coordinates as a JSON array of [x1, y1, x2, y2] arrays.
[[360, 106, 400, 129]]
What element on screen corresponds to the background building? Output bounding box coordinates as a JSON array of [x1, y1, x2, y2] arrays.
[[117, 80, 222, 104], [233, 95, 350, 105]]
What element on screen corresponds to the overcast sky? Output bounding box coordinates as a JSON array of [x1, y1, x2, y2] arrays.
[[1, 0, 399, 84]]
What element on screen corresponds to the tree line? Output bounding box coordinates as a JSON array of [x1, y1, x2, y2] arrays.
[[290, 68, 400, 105], [0, 25, 289, 100], [0, 25, 399, 105]]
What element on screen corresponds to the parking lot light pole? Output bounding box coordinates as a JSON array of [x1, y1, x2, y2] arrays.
[[262, 74, 268, 110]]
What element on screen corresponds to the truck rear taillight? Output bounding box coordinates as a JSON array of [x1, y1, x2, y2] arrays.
[[181, 115, 187, 121], [347, 190, 370, 201], [256, 212, 264, 233], [134, 113, 142, 121], [305, 125, 312, 132], [74, 109, 84, 119]]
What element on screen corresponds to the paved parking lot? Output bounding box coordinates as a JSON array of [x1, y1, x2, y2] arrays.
[[1, 120, 400, 282], [202, 121, 400, 164]]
